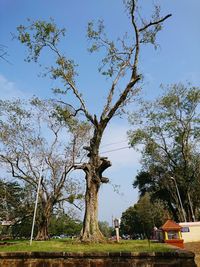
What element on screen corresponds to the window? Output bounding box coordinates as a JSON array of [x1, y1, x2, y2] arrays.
[[181, 227, 190, 233], [167, 231, 179, 240]]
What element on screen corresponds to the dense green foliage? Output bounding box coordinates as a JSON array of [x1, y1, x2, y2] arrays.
[[0, 180, 35, 239], [129, 84, 200, 222], [49, 214, 82, 237], [120, 193, 168, 238], [98, 221, 112, 238], [0, 180, 84, 239]]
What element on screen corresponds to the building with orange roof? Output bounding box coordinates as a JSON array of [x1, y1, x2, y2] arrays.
[[161, 219, 184, 249]]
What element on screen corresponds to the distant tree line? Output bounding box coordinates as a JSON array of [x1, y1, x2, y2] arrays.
[[120, 84, 200, 238]]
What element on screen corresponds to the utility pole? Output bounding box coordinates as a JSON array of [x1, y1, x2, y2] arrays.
[[187, 192, 195, 222], [30, 162, 44, 245], [170, 177, 186, 222]]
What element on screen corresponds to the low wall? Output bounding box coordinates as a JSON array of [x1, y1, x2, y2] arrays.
[[0, 250, 196, 267]]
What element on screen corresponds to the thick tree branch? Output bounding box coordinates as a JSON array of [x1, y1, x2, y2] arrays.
[[0, 155, 37, 187], [101, 60, 130, 120], [56, 100, 84, 118], [131, 0, 140, 81], [56, 165, 74, 196], [46, 42, 95, 125], [104, 77, 140, 124], [139, 14, 172, 32]]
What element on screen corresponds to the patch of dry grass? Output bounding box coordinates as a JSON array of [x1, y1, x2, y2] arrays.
[[185, 242, 200, 267]]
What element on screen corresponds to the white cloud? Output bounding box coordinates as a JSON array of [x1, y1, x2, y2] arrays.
[[0, 74, 25, 100]]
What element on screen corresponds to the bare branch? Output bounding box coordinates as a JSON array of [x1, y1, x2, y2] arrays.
[[0, 155, 37, 187], [104, 76, 140, 124], [57, 197, 82, 211], [139, 14, 172, 32], [101, 60, 130, 119]]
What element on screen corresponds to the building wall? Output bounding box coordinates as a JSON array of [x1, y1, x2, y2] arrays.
[[179, 222, 200, 242]]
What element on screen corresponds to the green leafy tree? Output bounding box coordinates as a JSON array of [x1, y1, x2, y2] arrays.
[[98, 221, 112, 238], [136, 194, 168, 239], [120, 206, 142, 238], [129, 84, 200, 222], [0, 99, 89, 240], [16, 1, 171, 242], [120, 193, 168, 239], [49, 214, 82, 237], [133, 171, 179, 221], [0, 180, 35, 239]]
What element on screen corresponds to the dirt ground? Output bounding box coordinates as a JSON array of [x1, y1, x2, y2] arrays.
[[185, 242, 200, 267]]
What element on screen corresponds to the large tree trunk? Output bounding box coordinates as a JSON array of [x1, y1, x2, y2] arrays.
[[35, 199, 53, 241], [35, 217, 49, 240], [80, 174, 104, 242], [79, 139, 111, 242]]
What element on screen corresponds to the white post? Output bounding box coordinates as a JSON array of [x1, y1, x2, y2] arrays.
[[30, 163, 44, 245], [171, 177, 186, 222], [188, 192, 195, 222], [114, 218, 120, 243], [115, 227, 120, 243]]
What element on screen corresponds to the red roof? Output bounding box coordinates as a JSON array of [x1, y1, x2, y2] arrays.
[[161, 220, 182, 231]]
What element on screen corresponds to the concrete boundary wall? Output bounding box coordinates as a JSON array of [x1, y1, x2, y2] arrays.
[[0, 250, 197, 266]]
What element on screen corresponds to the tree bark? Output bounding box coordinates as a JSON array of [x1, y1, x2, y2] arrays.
[[80, 175, 104, 242], [35, 217, 49, 240], [35, 199, 53, 241], [79, 132, 111, 242]]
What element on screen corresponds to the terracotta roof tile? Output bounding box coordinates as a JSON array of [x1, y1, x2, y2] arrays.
[[161, 220, 182, 230]]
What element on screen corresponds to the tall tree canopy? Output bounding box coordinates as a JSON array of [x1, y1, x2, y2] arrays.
[[0, 180, 36, 239], [0, 99, 89, 240], [0, 180, 34, 224], [16, 0, 171, 242], [129, 84, 200, 222], [120, 193, 168, 239]]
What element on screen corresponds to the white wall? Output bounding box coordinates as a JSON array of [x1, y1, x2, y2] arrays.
[[179, 222, 200, 242]]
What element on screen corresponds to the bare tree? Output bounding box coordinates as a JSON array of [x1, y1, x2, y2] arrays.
[[0, 99, 90, 240], [16, 1, 171, 242]]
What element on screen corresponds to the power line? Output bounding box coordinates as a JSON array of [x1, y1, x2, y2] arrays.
[[100, 146, 130, 154], [100, 140, 128, 148]]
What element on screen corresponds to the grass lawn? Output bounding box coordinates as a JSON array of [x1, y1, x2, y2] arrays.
[[0, 239, 173, 253]]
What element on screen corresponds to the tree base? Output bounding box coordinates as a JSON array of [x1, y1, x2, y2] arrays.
[[80, 229, 106, 243]]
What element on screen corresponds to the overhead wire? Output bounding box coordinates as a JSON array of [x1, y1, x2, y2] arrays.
[[100, 145, 131, 154], [100, 140, 128, 148]]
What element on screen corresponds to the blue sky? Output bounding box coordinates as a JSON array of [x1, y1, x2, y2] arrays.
[[1, 0, 200, 224]]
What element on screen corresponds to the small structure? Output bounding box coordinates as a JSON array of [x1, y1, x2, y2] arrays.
[[161, 219, 184, 249], [179, 221, 200, 242], [113, 218, 120, 243]]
